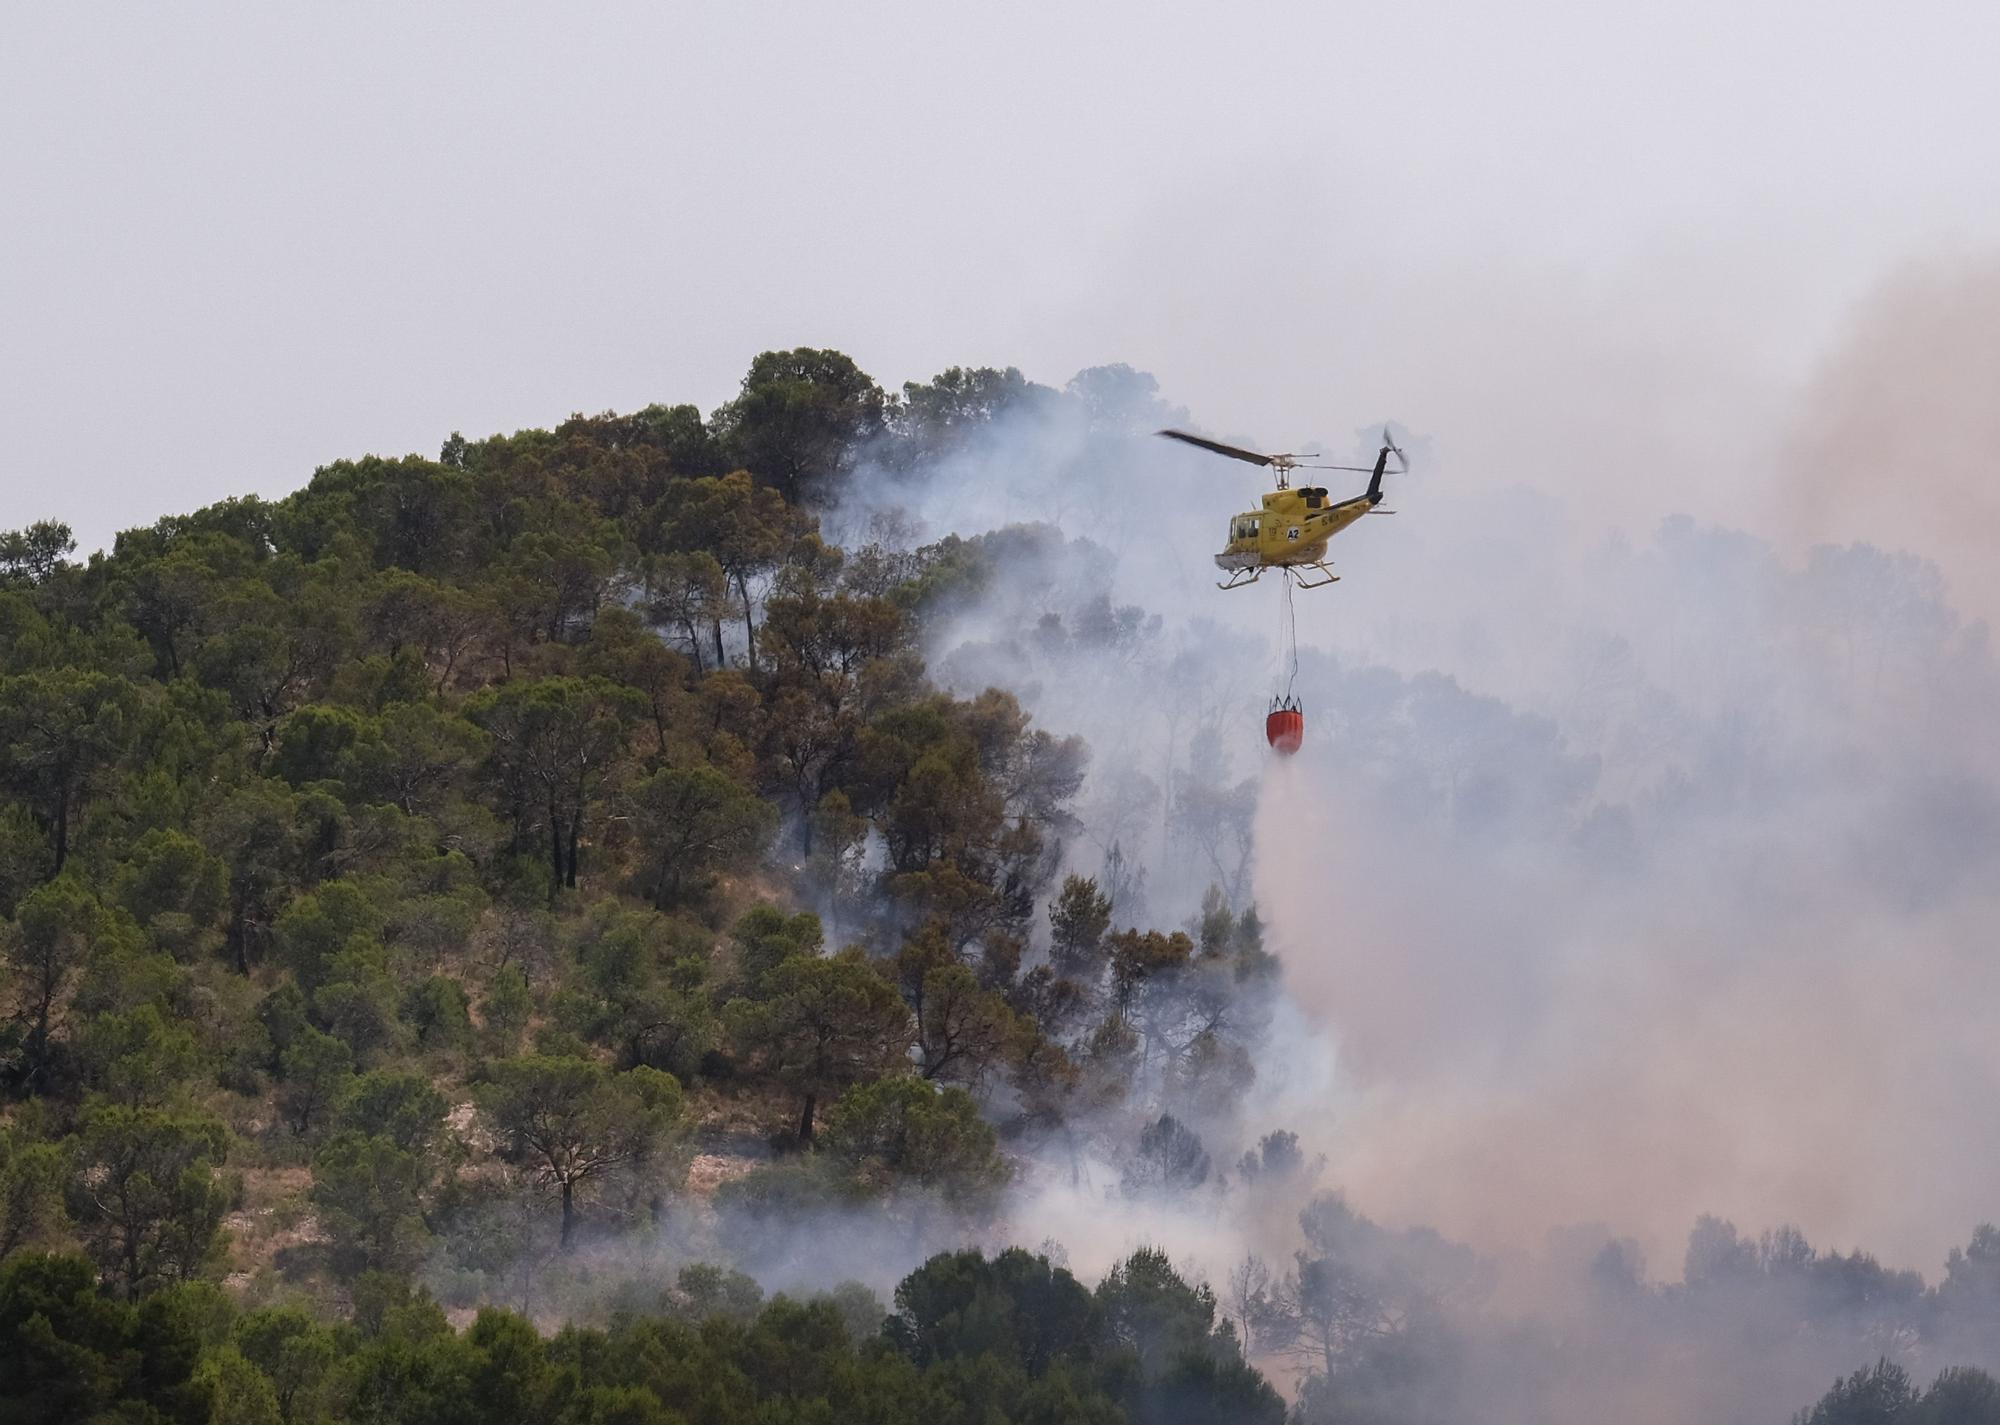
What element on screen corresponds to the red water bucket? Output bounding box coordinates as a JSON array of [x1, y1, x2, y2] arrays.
[[1265, 707, 1304, 755]]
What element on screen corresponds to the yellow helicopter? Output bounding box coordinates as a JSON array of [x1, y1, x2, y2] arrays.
[[1158, 427, 1407, 589]]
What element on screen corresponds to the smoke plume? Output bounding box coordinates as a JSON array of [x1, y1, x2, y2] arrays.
[[809, 252, 2000, 1418]]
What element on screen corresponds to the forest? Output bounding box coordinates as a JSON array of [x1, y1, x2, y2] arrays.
[[4, 348, 1999, 1424], [0, 351, 1294, 1423]]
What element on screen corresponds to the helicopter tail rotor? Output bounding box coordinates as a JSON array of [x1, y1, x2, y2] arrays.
[[1366, 429, 1407, 505]]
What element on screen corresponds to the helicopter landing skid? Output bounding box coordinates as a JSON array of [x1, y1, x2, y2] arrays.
[[1289, 562, 1340, 590], [1215, 566, 1264, 591]]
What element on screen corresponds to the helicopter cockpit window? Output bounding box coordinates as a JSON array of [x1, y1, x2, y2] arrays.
[[1234, 516, 1260, 540]]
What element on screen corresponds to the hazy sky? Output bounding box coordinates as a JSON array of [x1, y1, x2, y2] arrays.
[[4, 1, 1998, 551]]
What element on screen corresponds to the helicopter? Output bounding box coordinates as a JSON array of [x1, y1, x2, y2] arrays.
[[1157, 427, 1408, 589]]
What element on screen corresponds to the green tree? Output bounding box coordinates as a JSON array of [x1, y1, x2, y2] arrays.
[[578, 604, 694, 743], [479, 966, 533, 1056], [476, 1056, 681, 1249], [0, 1128, 63, 1260], [1096, 1246, 1283, 1424], [203, 780, 304, 975], [711, 347, 886, 506], [311, 1073, 450, 1280], [727, 905, 823, 1000], [668, 1261, 767, 1323], [4, 877, 135, 1089], [1107, 928, 1192, 1012], [1685, 1213, 1760, 1289], [642, 550, 730, 674], [0, 520, 77, 585], [887, 1246, 1096, 1376], [269, 703, 370, 788], [234, 1305, 337, 1422], [1912, 1367, 2000, 1425], [346, 457, 482, 576], [464, 1308, 560, 1425], [887, 367, 1053, 465], [1122, 1115, 1211, 1197], [821, 1076, 1010, 1207], [271, 879, 385, 996], [627, 763, 775, 907], [562, 911, 717, 1077], [191, 568, 350, 750], [624, 400, 727, 475], [0, 1251, 211, 1424], [898, 929, 1018, 1086], [123, 540, 220, 678], [312, 945, 403, 1062], [110, 828, 228, 962], [0, 668, 141, 875], [467, 677, 639, 898], [757, 567, 913, 850], [276, 1029, 355, 1136], [341, 1070, 449, 1155], [194, 1344, 282, 1425], [1796, 1359, 1920, 1425], [653, 469, 802, 672], [488, 499, 625, 647], [361, 570, 496, 694], [310, 1133, 434, 1279], [1049, 874, 1112, 979], [1936, 1224, 2000, 1322], [77, 1004, 203, 1108], [726, 950, 911, 1144], [0, 802, 52, 920], [401, 975, 472, 1052], [66, 1104, 232, 1297]]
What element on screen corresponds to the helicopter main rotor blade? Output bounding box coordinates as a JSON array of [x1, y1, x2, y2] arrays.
[[1156, 429, 1276, 467]]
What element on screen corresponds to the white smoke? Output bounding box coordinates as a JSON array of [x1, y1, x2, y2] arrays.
[[800, 250, 2000, 1417]]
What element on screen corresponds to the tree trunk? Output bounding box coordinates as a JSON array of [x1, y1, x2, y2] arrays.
[[798, 1091, 818, 1145], [559, 1179, 575, 1251], [547, 802, 565, 904], [738, 572, 758, 675], [564, 814, 581, 889], [51, 793, 69, 876], [229, 897, 251, 975], [26, 996, 52, 1085], [712, 618, 726, 669]]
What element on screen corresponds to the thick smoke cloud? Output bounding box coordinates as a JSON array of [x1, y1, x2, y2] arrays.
[[811, 254, 2000, 1418], [1777, 253, 2000, 626]]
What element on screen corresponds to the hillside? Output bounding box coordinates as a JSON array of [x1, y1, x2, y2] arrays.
[[0, 350, 1288, 1423]]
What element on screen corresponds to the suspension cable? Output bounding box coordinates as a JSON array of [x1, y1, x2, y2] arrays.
[[1271, 576, 1299, 709], [1283, 576, 1299, 703]]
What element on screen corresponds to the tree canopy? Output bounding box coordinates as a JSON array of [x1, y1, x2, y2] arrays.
[[0, 348, 1305, 1422]]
